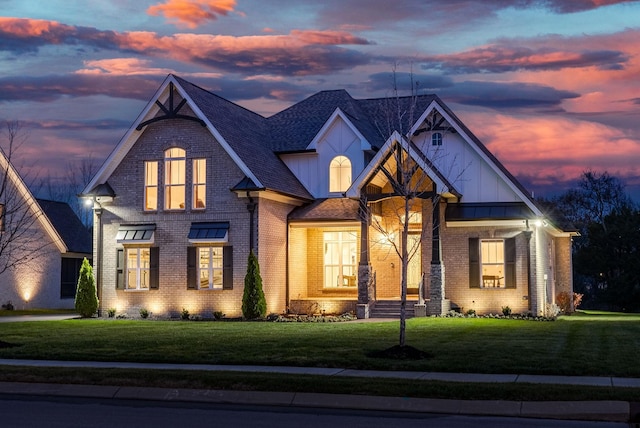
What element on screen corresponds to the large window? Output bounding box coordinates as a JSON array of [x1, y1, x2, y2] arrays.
[[198, 247, 223, 289], [481, 240, 504, 288], [323, 231, 357, 287], [144, 161, 158, 211], [329, 155, 351, 193], [164, 147, 186, 210], [126, 248, 150, 290], [192, 158, 206, 209]]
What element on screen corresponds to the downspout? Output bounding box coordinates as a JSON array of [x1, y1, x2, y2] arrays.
[[246, 196, 256, 251], [285, 222, 290, 314]]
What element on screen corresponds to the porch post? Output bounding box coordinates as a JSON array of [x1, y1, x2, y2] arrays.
[[357, 196, 373, 318], [427, 194, 450, 316]]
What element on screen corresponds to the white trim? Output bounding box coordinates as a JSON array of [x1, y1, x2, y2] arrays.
[[345, 131, 456, 198], [447, 220, 529, 228], [289, 221, 360, 229], [306, 108, 371, 151], [0, 151, 67, 253], [234, 189, 308, 206]]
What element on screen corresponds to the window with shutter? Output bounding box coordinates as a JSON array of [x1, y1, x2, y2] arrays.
[[469, 238, 517, 289]]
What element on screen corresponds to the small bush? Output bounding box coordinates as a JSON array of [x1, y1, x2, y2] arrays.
[[556, 291, 571, 313], [573, 292, 584, 310], [181, 308, 190, 320], [107, 308, 116, 318], [213, 311, 225, 320], [139, 308, 149, 319], [466, 309, 476, 316], [1, 301, 14, 311], [501, 305, 512, 316]]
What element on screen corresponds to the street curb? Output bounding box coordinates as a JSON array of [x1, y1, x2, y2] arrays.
[[0, 382, 631, 422]]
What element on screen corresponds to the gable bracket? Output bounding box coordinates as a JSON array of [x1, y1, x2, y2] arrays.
[[136, 82, 206, 131], [413, 112, 458, 136]]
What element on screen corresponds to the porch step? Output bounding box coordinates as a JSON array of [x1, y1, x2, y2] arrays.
[[370, 300, 418, 319]]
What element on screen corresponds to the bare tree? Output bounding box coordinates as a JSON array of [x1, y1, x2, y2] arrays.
[[0, 121, 53, 276], [39, 155, 98, 228], [363, 72, 466, 348]]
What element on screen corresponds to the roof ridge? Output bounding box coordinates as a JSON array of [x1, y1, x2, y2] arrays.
[[172, 74, 267, 120]]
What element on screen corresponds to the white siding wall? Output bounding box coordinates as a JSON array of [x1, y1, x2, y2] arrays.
[[414, 132, 522, 203], [281, 117, 365, 198]]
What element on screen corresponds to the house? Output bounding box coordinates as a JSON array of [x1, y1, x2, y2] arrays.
[[82, 74, 576, 319], [0, 150, 92, 310]]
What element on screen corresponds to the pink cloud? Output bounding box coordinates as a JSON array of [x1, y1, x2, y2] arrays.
[[0, 18, 372, 76], [463, 111, 640, 185], [147, 0, 237, 28]]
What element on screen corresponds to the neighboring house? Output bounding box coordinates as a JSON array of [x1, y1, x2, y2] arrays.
[[0, 151, 92, 310], [83, 74, 576, 319]]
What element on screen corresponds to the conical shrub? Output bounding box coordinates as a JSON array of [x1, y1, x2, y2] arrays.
[[75, 258, 99, 318], [242, 250, 266, 319]]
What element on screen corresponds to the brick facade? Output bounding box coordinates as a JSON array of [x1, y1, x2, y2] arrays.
[[97, 115, 256, 318]]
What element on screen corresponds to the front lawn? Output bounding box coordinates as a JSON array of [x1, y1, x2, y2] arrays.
[[1, 313, 639, 377]]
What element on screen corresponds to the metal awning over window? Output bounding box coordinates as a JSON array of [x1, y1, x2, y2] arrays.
[[188, 222, 229, 243], [116, 224, 156, 244]]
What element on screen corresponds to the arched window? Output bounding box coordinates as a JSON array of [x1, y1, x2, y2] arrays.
[[164, 147, 186, 210], [329, 155, 351, 193], [432, 132, 443, 146]]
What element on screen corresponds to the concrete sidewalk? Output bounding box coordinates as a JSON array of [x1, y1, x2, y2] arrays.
[[0, 358, 638, 423]]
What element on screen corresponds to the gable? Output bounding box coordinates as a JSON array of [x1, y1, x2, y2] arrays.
[[410, 101, 542, 214], [281, 110, 371, 198], [346, 131, 460, 200], [84, 75, 311, 201]]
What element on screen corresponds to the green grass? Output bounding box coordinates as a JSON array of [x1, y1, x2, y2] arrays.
[[1, 314, 640, 376], [1, 366, 639, 402], [1, 314, 639, 402]]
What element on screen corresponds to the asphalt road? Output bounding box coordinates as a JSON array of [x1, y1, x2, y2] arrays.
[[0, 394, 628, 428]]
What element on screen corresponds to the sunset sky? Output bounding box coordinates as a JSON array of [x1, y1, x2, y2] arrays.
[[1, 0, 640, 199]]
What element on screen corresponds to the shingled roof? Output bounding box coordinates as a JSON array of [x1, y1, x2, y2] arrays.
[[174, 75, 313, 201], [37, 199, 92, 254], [267, 90, 440, 152]]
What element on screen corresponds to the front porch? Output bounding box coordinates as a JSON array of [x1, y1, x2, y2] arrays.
[[287, 195, 450, 318]]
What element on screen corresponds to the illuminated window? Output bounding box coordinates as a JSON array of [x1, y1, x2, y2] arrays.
[[469, 238, 516, 289], [432, 132, 442, 146], [144, 161, 158, 211], [192, 158, 206, 209], [198, 247, 223, 289], [329, 155, 351, 193], [126, 248, 150, 290], [323, 231, 357, 287], [164, 147, 185, 210], [481, 240, 504, 288]]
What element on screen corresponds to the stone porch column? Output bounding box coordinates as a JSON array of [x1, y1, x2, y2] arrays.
[[427, 198, 450, 315], [357, 198, 373, 318]]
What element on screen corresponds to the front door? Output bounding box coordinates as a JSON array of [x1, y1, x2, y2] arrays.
[[406, 233, 422, 295]]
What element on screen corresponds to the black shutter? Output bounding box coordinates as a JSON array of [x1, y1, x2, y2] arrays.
[[187, 247, 197, 290], [469, 238, 480, 288], [149, 247, 159, 289], [116, 249, 125, 290], [223, 246, 233, 290], [504, 237, 516, 289]]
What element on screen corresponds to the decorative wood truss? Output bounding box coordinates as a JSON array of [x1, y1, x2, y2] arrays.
[[136, 82, 206, 131]]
